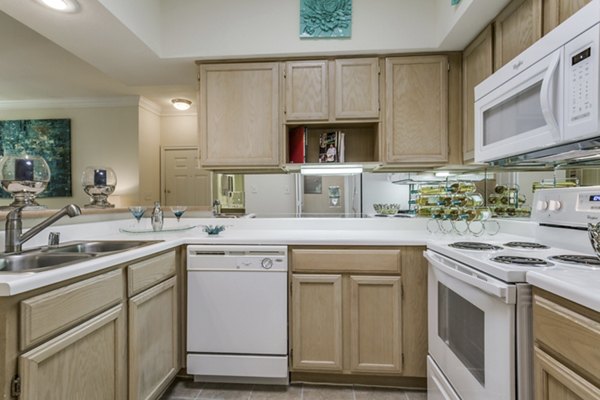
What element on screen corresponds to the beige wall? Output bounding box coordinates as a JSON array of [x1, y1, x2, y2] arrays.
[[160, 114, 198, 148], [0, 105, 139, 209], [138, 105, 161, 205]]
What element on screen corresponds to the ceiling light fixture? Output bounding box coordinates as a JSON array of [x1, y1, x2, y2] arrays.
[[171, 98, 192, 111], [36, 0, 80, 12]]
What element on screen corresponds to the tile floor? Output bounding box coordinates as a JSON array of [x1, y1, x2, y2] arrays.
[[161, 379, 427, 400]]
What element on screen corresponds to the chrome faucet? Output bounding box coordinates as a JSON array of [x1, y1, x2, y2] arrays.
[[4, 204, 81, 253]]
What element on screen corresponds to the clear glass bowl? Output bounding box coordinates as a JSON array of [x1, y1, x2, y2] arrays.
[[0, 155, 51, 208], [81, 166, 117, 208]]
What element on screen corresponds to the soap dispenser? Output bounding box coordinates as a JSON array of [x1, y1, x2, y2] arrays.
[[151, 201, 164, 231]]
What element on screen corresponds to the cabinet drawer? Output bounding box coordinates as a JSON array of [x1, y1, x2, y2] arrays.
[[533, 294, 600, 382], [291, 248, 401, 273], [20, 269, 123, 350], [127, 251, 176, 296]]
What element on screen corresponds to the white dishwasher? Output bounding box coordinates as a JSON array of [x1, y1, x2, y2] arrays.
[[186, 245, 288, 385]]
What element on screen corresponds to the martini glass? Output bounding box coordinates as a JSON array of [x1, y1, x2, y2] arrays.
[[171, 206, 187, 222], [128, 206, 145, 225]]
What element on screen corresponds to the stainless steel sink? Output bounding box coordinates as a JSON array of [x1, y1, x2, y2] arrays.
[[0, 252, 95, 272], [0, 240, 161, 273], [47, 240, 159, 254]]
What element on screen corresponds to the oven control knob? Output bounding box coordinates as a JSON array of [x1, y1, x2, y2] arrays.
[[548, 200, 562, 211], [536, 200, 548, 211], [261, 258, 273, 270]]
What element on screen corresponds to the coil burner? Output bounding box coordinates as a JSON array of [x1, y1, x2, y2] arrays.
[[449, 242, 503, 251], [503, 241, 550, 250], [548, 255, 600, 267], [491, 255, 551, 267]]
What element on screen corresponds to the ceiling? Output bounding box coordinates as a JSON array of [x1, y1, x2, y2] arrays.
[[0, 0, 510, 114]]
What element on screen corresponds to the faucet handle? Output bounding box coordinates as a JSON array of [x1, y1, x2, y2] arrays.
[[48, 232, 60, 246]]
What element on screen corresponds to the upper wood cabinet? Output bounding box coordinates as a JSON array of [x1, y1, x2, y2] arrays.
[[285, 61, 329, 121], [462, 26, 493, 162], [284, 58, 379, 122], [335, 58, 380, 119], [543, 0, 591, 34], [494, 0, 542, 71], [384, 55, 449, 165], [199, 62, 281, 168]]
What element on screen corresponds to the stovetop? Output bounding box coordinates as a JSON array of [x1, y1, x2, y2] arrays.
[[427, 236, 599, 283]]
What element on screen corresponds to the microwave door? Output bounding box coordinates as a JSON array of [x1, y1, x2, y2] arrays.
[[474, 49, 563, 163]]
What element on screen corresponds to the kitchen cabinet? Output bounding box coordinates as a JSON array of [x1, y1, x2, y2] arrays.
[[462, 26, 493, 162], [285, 60, 329, 121], [532, 288, 600, 399], [291, 274, 343, 371], [19, 305, 127, 400], [284, 58, 379, 122], [289, 246, 427, 387], [542, 0, 591, 35], [384, 56, 449, 165], [199, 62, 281, 168], [494, 0, 542, 71], [0, 249, 182, 400], [17, 269, 127, 400], [128, 251, 178, 400]]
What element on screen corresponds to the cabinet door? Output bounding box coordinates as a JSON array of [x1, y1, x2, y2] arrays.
[[462, 25, 493, 162], [291, 274, 343, 371], [19, 305, 126, 400], [335, 58, 379, 119], [348, 275, 402, 374], [199, 62, 280, 167], [285, 60, 329, 121], [384, 56, 448, 164], [543, 0, 591, 35], [534, 347, 600, 400], [494, 0, 542, 70], [129, 276, 178, 400]]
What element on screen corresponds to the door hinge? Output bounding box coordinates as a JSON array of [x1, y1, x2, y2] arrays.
[[401, 353, 404, 366], [289, 281, 293, 293], [11, 375, 21, 397], [447, 62, 450, 72], [290, 349, 293, 361], [401, 285, 404, 300]]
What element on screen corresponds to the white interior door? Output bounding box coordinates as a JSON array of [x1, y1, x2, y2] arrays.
[[163, 148, 211, 206]]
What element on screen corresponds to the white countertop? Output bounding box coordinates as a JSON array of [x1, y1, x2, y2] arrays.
[[527, 268, 600, 312], [4, 215, 600, 313], [0, 217, 441, 296]]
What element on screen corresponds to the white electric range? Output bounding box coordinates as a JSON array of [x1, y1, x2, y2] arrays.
[[425, 186, 600, 400]]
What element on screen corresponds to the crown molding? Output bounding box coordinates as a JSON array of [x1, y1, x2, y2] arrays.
[[138, 97, 161, 115], [0, 96, 140, 110]]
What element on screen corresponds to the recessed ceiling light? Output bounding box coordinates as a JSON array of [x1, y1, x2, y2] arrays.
[[35, 0, 80, 12], [171, 98, 192, 111]]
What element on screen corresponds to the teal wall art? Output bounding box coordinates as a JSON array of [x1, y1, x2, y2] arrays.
[[300, 0, 352, 38], [0, 119, 72, 197]]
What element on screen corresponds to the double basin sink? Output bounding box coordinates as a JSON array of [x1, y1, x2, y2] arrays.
[[0, 240, 160, 273]]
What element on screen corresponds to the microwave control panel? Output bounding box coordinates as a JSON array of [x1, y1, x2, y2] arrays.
[[564, 23, 599, 140], [569, 46, 593, 122]]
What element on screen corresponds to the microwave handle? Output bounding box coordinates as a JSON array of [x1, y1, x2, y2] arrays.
[[424, 250, 516, 304], [540, 52, 561, 142]]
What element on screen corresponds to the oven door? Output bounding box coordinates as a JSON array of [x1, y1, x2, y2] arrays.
[[425, 250, 517, 400], [474, 48, 563, 163]]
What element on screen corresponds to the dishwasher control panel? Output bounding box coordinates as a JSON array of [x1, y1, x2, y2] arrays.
[[187, 245, 288, 271]]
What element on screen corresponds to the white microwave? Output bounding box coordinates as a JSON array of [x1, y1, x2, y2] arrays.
[[474, 1, 600, 165]]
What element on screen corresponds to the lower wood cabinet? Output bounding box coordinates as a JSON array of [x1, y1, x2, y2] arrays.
[[19, 304, 127, 400], [291, 274, 343, 371], [129, 276, 179, 400], [533, 288, 600, 399], [349, 275, 402, 374], [289, 246, 427, 386], [0, 249, 181, 400]]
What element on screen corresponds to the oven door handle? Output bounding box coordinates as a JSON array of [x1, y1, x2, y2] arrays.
[[424, 251, 516, 304]]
